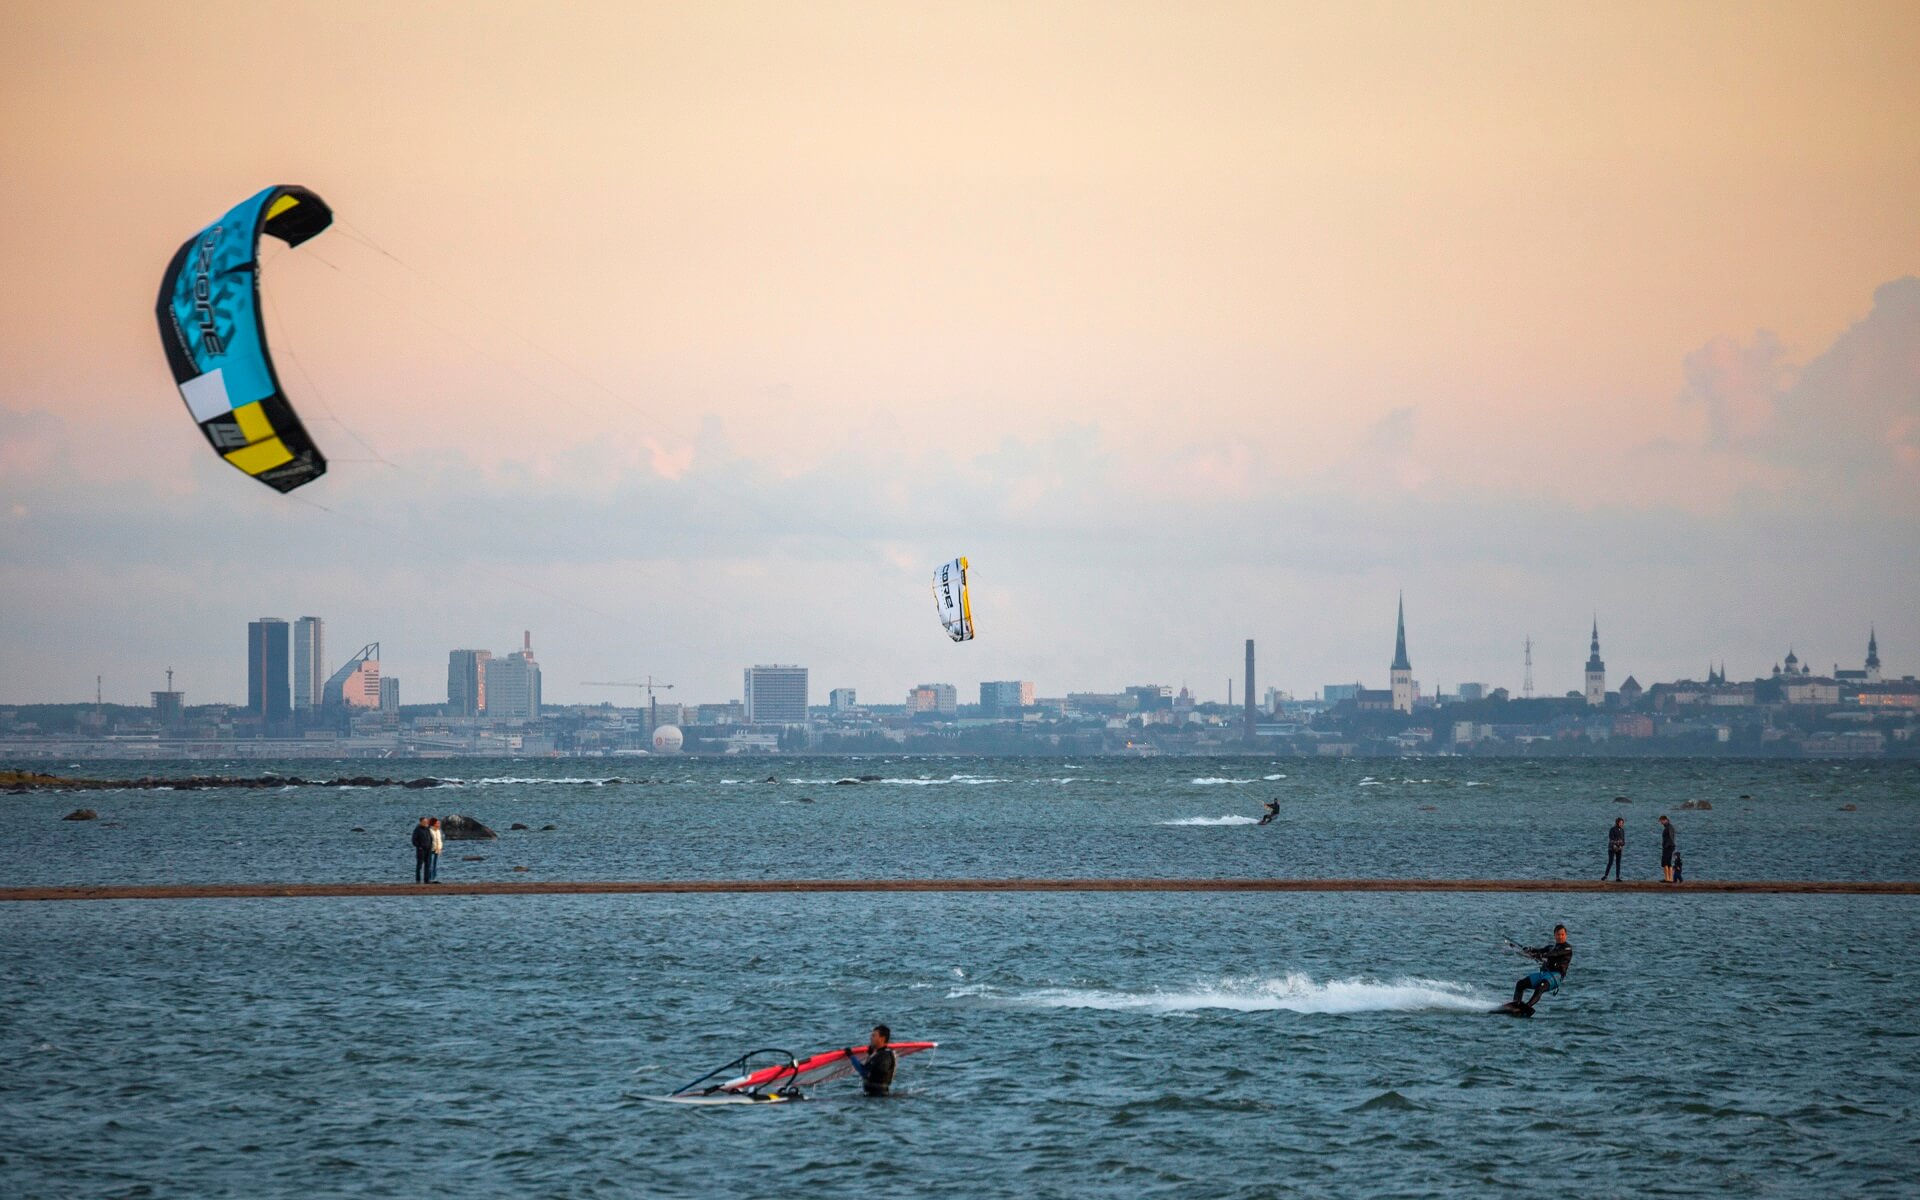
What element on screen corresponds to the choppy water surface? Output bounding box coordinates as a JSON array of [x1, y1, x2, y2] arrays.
[[3, 758, 1917, 1197], [3, 756, 1917, 885]]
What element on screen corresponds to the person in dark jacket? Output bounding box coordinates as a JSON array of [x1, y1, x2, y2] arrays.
[[1603, 817, 1625, 881], [1659, 815, 1677, 883], [1258, 799, 1281, 825], [846, 1025, 897, 1097], [1510, 925, 1573, 1012], [411, 817, 434, 884]]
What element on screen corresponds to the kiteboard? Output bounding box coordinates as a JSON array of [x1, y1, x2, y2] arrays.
[[648, 1042, 937, 1105], [1490, 1001, 1534, 1018]]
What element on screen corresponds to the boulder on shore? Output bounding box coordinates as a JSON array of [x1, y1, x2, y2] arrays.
[[440, 814, 497, 840], [62, 808, 98, 821]]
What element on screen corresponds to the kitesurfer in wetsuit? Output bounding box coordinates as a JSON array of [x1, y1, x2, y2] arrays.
[[1258, 799, 1280, 825], [1510, 924, 1573, 1012], [847, 1025, 896, 1097]]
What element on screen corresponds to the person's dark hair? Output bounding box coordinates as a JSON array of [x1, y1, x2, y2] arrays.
[[873, 1024, 891, 1040], [1659, 815, 1669, 822], [1553, 924, 1567, 934], [1614, 817, 1624, 824]]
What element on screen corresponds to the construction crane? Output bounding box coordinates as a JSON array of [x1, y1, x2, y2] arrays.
[[582, 678, 676, 733]]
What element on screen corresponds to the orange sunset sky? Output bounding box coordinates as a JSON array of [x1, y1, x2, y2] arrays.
[[2, 1, 1917, 706]]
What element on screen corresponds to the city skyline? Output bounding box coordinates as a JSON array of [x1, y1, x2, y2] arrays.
[[16, 604, 1902, 713], [3, 5, 1916, 711]]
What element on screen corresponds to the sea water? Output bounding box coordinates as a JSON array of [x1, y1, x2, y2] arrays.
[[2, 757, 1917, 1196]]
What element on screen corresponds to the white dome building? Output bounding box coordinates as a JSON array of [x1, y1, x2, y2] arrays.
[[651, 724, 684, 754]]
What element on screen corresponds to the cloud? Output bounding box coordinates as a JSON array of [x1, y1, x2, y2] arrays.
[[1679, 276, 1920, 495], [1680, 329, 1790, 445]]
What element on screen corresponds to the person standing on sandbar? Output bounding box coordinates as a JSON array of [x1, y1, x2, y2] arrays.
[[1658, 815, 1676, 883], [411, 816, 434, 884], [1603, 817, 1625, 881]]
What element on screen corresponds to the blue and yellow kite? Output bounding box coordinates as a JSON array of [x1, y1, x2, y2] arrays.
[[156, 186, 332, 492]]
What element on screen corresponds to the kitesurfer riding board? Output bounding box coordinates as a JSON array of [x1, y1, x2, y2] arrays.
[[1493, 925, 1572, 1016], [1257, 799, 1280, 825]]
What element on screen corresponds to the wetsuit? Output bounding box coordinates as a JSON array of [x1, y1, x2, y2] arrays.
[[1512, 940, 1573, 1008], [848, 1046, 896, 1097], [1259, 802, 1280, 826], [1604, 824, 1624, 880]]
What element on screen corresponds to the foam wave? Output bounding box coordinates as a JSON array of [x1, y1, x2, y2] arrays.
[[955, 974, 1485, 1015], [444, 777, 620, 786], [1159, 815, 1261, 826], [1190, 777, 1254, 786]]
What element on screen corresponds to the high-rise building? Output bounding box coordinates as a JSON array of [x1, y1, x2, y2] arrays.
[[380, 677, 400, 713], [323, 643, 382, 711], [1390, 596, 1415, 714], [152, 688, 185, 731], [247, 618, 290, 725], [829, 687, 858, 713], [293, 616, 325, 714], [484, 632, 542, 719], [743, 665, 809, 724], [980, 680, 1034, 715], [907, 683, 958, 715], [447, 649, 492, 716], [1584, 619, 1607, 706]]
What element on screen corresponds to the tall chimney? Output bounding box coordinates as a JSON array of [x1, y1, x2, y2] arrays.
[[1244, 639, 1256, 742]]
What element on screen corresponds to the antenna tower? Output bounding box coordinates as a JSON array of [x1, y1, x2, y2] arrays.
[[1522, 637, 1535, 699]]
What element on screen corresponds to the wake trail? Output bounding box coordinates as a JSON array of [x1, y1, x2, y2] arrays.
[[953, 973, 1487, 1014]]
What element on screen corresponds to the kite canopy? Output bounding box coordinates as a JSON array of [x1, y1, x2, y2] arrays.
[[156, 185, 332, 492], [933, 557, 974, 642]]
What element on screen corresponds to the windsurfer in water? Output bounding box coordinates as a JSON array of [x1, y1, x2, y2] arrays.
[[1509, 925, 1573, 1012], [846, 1025, 897, 1097], [1258, 798, 1280, 825]]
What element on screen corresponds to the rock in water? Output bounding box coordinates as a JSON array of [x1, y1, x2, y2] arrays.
[[510, 822, 530, 831], [540, 824, 557, 831], [62, 808, 98, 821], [440, 814, 498, 840], [402, 777, 443, 789]]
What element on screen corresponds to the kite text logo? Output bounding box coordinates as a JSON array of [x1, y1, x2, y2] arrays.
[[192, 227, 226, 355]]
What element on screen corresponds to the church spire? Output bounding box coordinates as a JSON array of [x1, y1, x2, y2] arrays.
[[1391, 593, 1410, 672], [1867, 627, 1881, 669], [1586, 617, 1604, 672]]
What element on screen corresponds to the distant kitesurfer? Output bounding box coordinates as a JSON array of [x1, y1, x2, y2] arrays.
[[411, 816, 433, 884], [847, 1025, 897, 1097], [1659, 816, 1676, 883], [1509, 925, 1573, 1013], [1258, 799, 1280, 825], [1603, 817, 1625, 881]]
